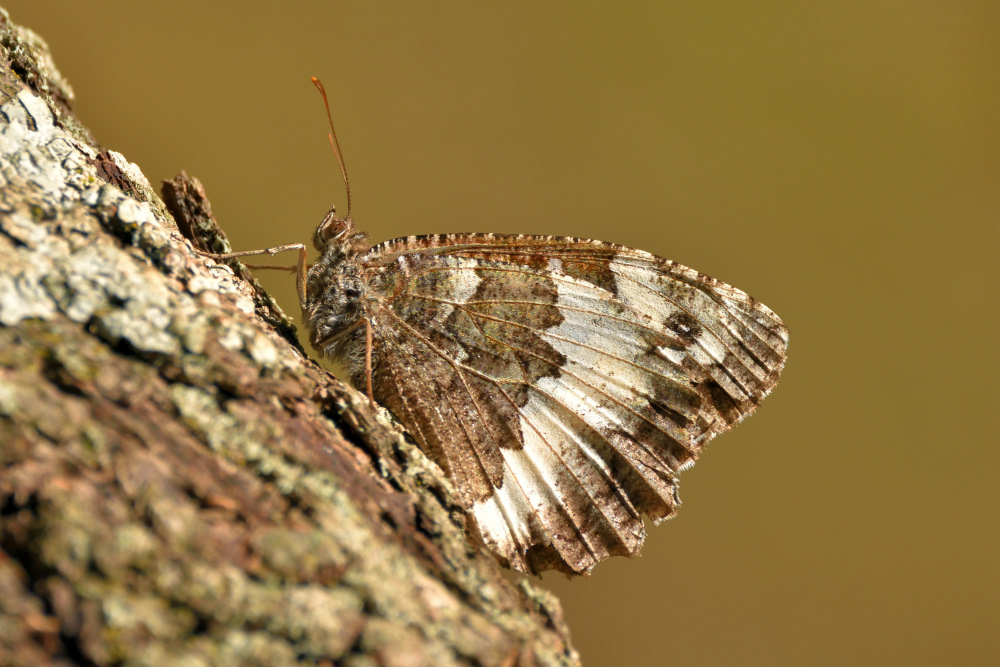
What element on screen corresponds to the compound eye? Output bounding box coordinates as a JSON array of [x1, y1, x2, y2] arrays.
[[314, 207, 350, 249]]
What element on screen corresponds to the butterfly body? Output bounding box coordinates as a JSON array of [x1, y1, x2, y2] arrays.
[[301, 212, 788, 575]]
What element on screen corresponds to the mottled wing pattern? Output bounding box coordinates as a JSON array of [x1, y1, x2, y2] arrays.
[[362, 234, 788, 574]]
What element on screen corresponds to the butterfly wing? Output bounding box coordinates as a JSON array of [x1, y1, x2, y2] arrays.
[[361, 234, 788, 574]]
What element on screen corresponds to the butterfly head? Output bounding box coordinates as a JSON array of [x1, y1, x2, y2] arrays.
[[305, 205, 373, 372]]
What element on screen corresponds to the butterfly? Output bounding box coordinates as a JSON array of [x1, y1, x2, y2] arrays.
[[209, 79, 788, 575]]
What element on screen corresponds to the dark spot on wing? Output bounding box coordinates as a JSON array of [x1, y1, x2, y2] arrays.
[[646, 394, 693, 428], [563, 261, 619, 298], [705, 379, 740, 423], [665, 312, 702, 344]]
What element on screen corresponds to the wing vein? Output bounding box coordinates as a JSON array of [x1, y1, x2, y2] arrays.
[[391, 306, 695, 463], [381, 309, 643, 554], [380, 310, 611, 560]]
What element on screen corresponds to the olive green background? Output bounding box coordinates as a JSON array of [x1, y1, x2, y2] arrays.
[[8, 2, 996, 665]]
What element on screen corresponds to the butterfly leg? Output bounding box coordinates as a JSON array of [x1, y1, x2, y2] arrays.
[[364, 317, 375, 408], [199, 244, 310, 310]]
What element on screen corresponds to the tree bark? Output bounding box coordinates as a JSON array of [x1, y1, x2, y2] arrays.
[[0, 9, 578, 666]]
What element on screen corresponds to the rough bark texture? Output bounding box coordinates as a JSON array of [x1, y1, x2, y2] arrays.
[[0, 9, 578, 666]]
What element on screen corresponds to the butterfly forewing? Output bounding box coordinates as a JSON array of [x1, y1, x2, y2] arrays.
[[344, 233, 787, 574]]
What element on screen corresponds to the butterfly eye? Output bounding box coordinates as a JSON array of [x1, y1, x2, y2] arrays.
[[314, 207, 351, 249], [344, 287, 361, 298]]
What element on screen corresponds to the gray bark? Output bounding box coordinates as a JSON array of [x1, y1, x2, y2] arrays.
[[0, 9, 578, 666]]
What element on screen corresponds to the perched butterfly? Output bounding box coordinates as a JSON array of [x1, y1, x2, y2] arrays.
[[210, 79, 788, 575]]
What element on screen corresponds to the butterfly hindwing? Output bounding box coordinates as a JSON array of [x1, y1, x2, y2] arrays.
[[352, 234, 787, 574]]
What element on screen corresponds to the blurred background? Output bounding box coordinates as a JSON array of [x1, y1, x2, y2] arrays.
[[6, 2, 996, 664]]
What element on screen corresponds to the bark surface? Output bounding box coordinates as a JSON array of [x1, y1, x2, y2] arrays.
[[0, 9, 578, 666]]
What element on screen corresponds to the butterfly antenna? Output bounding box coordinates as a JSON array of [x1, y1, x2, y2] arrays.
[[311, 76, 352, 222]]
